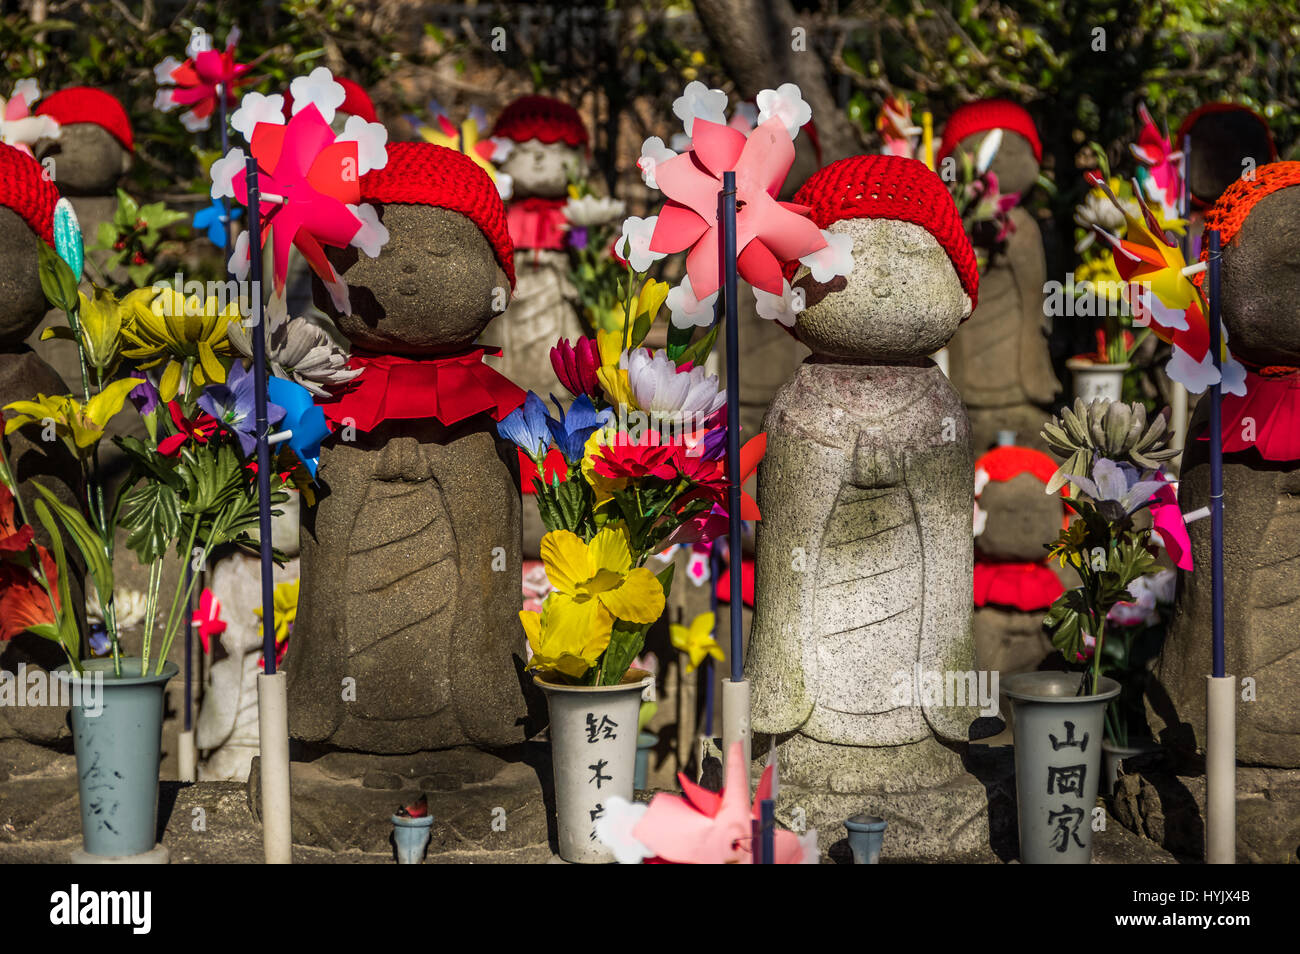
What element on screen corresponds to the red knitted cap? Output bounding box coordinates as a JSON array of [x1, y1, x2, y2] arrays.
[[491, 95, 588, 147], [785, 154, 979, 309], [35, 87, 133, 153], [360, 141, 515, 288], [974, 445, 1059, 490], [0, 145, 58, 245], [283, 76, 377, 124], [937, 99, 1040, 164], [1193, 161, 1300, 292]]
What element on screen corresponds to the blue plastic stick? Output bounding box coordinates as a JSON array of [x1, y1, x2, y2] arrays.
[[720, 171, 742, 683], [1207, 229, 1225, 679]]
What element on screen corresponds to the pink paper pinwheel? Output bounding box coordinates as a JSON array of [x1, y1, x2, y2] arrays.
[[647, 113, 826, 297], [1130, 104, 1183, 222], [154, 28, 254, 133], [212, 68, 390, 314], [192, 588, 227, 654], [619, 741, 815, 864], [0, 80, 59, 157]]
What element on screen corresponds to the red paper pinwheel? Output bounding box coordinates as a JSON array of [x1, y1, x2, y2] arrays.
[[647, 117, 825, 297], [154, 29, 254, 133]]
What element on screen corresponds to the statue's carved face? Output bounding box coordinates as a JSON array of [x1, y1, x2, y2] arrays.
[[977, 473, 1061, 562], [0, 208, 50, 345], [497, 138, 583, 199], [793, 218, 970, 360], [35, 124, 130, 196], [1219, 186, 1300, 365], [952, 130, 1039, 199], [316, 204, 508, 356]]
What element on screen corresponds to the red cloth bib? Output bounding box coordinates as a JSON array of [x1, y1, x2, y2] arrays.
[[974, 560, 1064, 612], [506, 197, 569, 251], [317, 347, 525, 433], [1197, 367, 1300, 462]]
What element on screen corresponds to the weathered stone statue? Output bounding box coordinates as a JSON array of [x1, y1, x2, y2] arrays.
[[1177, 103, 1277, 209], [971, 445, 1066, 698], [1152, 163, 1300, 861], [939, 101, 1060, 454], [28, 88, 135, 406], [486, 95, 588, 400], [289, 142, 531, 756], [747, 155, 1004, 860], [0, 145, 84, 746]]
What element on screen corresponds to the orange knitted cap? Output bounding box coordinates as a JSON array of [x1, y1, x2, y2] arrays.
[[1194, 160, 1300, 291], [784, 153, 980, 309], [938, 99, 1041, 164], [491, 95, 588, 147], [0, 145, 59, 245], [35, 87, 133, 153], [360, 142, 516, 288]]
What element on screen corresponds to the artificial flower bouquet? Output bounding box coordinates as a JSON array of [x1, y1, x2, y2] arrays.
[[946, 128, 1020, 272], [0, 217, 322, 679], [561, 178, 628, 335], [501, 272, 759, 687], [1039, 398, 1184, 697]]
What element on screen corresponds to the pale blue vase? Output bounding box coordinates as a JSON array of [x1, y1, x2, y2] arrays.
[[391, 814, 434, 864]]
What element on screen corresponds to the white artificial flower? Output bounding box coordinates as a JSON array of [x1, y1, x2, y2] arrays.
[[153, 88, 178, 112], [86, 588, 148, 629], [973, 502, 988, 537], [337, 114, 389, 174], [593, 796, 651, 864], [669, 132, 692, 153], [672, 80, 727, 137], [488, 136, 514, 163], [209, 148, 247, 200], [228, 293, 363, 398], [289, 67, 346, 124], [230, 92, 286, 141], [627, 348, 726, 419], [753, 279, 805, 327], [563, 194, 626, 228], [666, 275, 718, 329], [347, 203, 390, 258], [1166, 346, 1245, 396], [0, 114, 59, 151], [227, 230, 250, 281], [617, 215, 666, 273], [12, 78, 41, 108], [494, 172, 514, 201], [973, 467, 991, 498], [637, 136, 676, 191], [153, 56, 182, 86], [756, 82, 811, 140], [798, 229, 853, 283]]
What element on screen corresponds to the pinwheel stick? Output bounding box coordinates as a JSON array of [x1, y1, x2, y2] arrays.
[[719, 170, 752, 788], [1205, 228, 1235, 864], [245, 157, 293, 864]]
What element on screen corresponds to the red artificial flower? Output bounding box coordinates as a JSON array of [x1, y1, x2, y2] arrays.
[[519, 447, 568, 494], [158, 401, 219, 457], [592, 432, 679, 481], [0, 550, 59, 641], [191, 588, 228, 654], [681, 433, 767, 520], [0, 483, 35, 556], [550, 337, 601, 400]]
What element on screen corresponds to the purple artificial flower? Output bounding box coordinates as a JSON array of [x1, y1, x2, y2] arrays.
[[128, 378, 160, 416], [197, 362, 285, 457]]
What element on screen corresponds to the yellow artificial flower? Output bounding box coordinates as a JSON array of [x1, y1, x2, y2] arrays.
[[609, 278, 670, 346], [595, 329, 638, 411], [40, 287, 153, 375], [670, 611, 723, 673], [4, 378, 145, 459], [119, 288, 238, 401], [520, 527, 666, 678], [579, 426, 625, 505], [418, 117, 503, 189], [255, 579, 299, 647]]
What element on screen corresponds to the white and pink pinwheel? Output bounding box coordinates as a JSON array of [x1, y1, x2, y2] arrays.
[[211, 67, 390, 315], [0, 80, 58, 157], [637, 82, 834, 299]]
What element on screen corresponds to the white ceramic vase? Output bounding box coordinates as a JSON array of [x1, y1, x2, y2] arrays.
[[537, 669, 650, 863], [1066, 359, 1129, 404]]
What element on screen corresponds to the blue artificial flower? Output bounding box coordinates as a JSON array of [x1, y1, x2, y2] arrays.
[[267, 377, 329, 479], [546, 394, 612, 464], [53, 198, 84, 281], [497, 391, 552, 461], [193, 198, 242, 249], [197, 362, 285, 458]]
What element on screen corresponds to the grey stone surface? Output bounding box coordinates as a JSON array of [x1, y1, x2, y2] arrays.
[[747, 212, 982, 836], [945, 130, 1060, 455], [292, 199, 535, 755], [1156, 184, 1300, 769], [34, 124, 130, 197]]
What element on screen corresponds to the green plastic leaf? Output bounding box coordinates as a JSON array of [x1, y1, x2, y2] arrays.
[[30, 481, 112, 600], [31, 498, 81, 666], [598, 562, 674, 686], [120, 480, 183, 563], [672, 322, 720, 369], [37, 241, 80, 314]]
